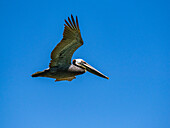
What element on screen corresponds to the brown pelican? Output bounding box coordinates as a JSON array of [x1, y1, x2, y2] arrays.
[[32, 15, 109, 81]]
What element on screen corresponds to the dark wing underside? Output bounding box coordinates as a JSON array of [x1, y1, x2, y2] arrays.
[[49, 15, 83, 68]]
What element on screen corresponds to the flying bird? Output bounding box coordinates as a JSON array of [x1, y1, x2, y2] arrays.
[[32, 15, 109, 81]]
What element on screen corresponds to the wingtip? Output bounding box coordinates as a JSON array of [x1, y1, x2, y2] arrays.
[[76, 16, 79, 30], [71, 15, 76, 27]]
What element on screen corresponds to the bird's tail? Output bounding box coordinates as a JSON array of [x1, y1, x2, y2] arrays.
[[31, 71, 45, 77]]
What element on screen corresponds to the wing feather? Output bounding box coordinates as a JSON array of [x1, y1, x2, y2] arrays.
[[76, 16, 79, 30], [71, 15, 76, 28], [50, 15, 83, 68], [64, 19, 72, 29], [68, 17, 75, 29]]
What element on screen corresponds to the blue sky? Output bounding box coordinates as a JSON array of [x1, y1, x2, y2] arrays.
[[0, 0, 169, 128]]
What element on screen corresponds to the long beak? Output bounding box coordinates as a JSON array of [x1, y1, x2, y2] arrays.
[[81, 62, 109, 79]]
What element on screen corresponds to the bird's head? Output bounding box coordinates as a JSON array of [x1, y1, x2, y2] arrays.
[[73, 59, 86, 68], [73, 59, 109, 79]]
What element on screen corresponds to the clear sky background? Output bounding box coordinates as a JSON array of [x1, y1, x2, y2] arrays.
[[0, 0, 169, 128]]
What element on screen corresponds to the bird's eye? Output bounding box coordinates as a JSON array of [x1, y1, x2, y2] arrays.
[[73, 59, 76, 64]]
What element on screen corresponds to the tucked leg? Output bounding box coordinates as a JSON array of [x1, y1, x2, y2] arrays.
[[55, 76, 76, 82]]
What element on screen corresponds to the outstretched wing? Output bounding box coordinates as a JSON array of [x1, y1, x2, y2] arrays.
[[49, 15, 83, 68]]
